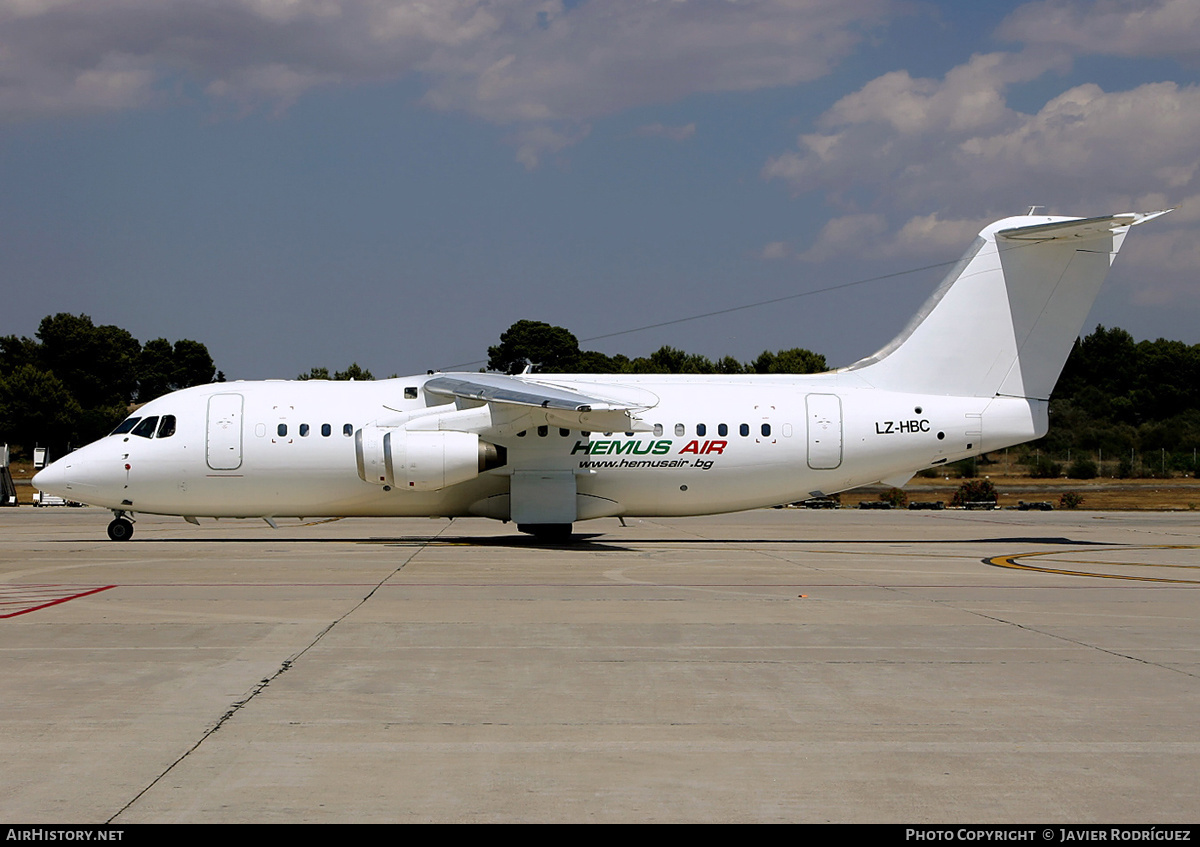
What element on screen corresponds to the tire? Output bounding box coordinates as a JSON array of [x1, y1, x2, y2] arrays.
[[107, 518, 134, 541]]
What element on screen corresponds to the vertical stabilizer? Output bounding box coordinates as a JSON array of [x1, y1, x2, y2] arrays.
[[845, 211, 1169, 399]]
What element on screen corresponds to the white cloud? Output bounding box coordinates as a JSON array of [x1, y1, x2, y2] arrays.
[[890, 214, 987, 255], [795, 213, 887, 262], [784, 212, 986, 264], [0, 0, 892, 165], [758, 240, 791, 260], [764, 0, 1200, 270], [998, 0, 1200, 63], [419, 0, 890, 124], [761, 52, 1070, 204], [765, 48, 1200, 288], [510, 122, 591, 170], [819, 52, 1060, 137]]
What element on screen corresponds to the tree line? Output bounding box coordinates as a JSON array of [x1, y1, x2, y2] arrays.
[[486, 320, 828, 375], [1028, 325, 1200, 476], [0, 313, 219, 457]]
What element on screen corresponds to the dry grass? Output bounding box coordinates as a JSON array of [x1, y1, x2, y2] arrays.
[[849, 475, 1200, 511]]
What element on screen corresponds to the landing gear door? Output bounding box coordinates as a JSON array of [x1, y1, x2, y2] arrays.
[[207, 393, 244, 470], [806, 394, 843, 470]]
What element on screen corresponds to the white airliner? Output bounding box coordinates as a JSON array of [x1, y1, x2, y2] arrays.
[[34, 210, 1168, 541]]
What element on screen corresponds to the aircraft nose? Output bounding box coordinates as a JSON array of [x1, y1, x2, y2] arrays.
[[32, 459, 70, 497]]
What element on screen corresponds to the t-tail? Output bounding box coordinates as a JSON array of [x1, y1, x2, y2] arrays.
[[845, 211, 1171, 401]]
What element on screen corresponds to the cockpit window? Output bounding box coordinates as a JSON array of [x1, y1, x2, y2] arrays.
[[111, 417, 141, 435], [156, 415, 176, 438], [131, 416, 160, 438]]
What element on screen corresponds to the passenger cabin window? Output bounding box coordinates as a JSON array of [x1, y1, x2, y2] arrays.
[[718, 424, 728, 437], [739, 423, 750, 437], [278, 424, 288, 437], [697, 424, 706, 436], [156, 416, 176, 439], [537, 425, 548, 437], [321, 424, 331, 437], [300, 424, 310, 437], [653, 424, 663, 437], [674, 424, 685, 436], [111, 417, 141, 435], [343, 424, 353, 437], [131, 417, 159, 439], [761, 423, 771, 437]]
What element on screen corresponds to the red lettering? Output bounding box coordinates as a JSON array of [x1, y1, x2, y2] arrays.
[[680, 440, 700, 454]]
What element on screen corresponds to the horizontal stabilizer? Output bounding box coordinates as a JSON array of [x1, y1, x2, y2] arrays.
[[998, 211, 1170, 242]]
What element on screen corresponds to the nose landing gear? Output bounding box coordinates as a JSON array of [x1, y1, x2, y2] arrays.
[[107, 511, 134, 541]]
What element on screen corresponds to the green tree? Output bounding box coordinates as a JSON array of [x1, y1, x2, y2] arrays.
[[1067, 457, 1098, 479], [138, 338, 176, 402], [627, 345, 715, 374], [138, 338, 216, 401], [0, 314, 220, 453], [575, 349, 624, 373], [36, 313, 141, 409], [488, 321, 582, 374], [334, 363, 374, 381], [298, 364, 374, 380], [951, 479, 998, 506], [715, 356, 749, 375], [0, 334, 41, 372], [0, 365, 84, 456], [751, 348, 827, 374], [171, 339, 216, 390]]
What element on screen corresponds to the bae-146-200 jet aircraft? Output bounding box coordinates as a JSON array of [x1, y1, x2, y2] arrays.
[[34, 210, 1169, 541]]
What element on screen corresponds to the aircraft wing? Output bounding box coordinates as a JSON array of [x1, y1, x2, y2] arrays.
[[423, 374, 657, 433]]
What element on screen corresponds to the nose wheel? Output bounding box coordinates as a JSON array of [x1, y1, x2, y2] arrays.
[[107, 516, 134, 541]]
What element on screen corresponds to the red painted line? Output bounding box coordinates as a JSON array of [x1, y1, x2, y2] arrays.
[[0, 585, 116, 618]]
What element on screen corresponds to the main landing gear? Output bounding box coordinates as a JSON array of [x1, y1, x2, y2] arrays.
[[107, 510, 134, 541]]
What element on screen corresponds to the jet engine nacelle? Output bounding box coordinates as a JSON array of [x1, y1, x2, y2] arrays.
[[355, 426, 505, 490]]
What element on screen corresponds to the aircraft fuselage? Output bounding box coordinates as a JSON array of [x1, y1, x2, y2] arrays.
[[38, 373, 1044, 521]]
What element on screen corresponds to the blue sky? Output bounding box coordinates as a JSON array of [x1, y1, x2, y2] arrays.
[[2, 0, 1198, 379]]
